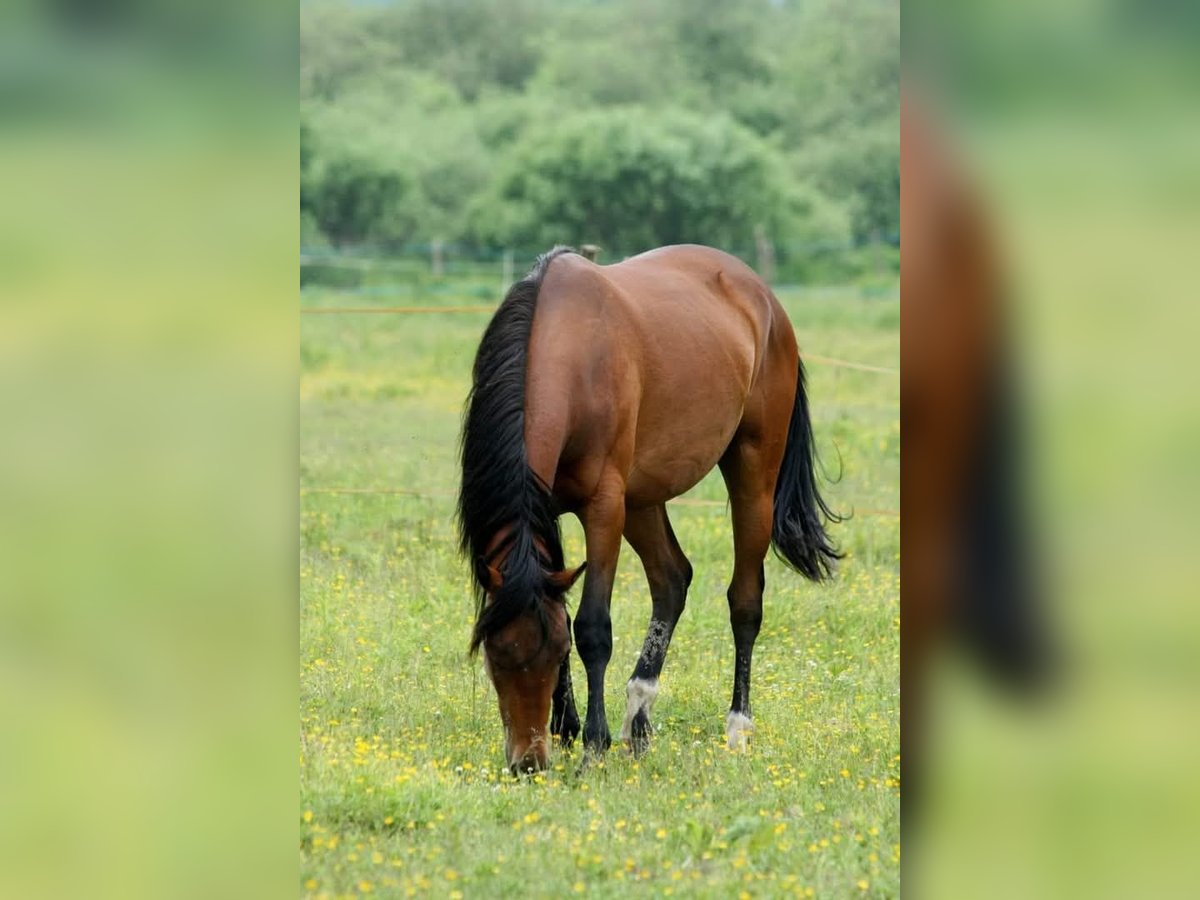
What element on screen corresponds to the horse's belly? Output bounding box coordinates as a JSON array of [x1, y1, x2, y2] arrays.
[[624, 459, 719, 508], [623, 326, 757, 505], [624, 395, 744, 507]]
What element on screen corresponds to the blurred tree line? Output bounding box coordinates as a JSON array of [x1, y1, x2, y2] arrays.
[[301, 0, 898, 282]]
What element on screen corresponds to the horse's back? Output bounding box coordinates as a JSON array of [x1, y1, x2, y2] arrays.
[[613, 244, 774, 325], [534, 245, 776, 385], [617, 242, 785, 378]]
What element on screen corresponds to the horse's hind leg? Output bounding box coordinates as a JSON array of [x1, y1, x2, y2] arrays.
[[620, 505, 693, 755], [718, 433, 782, 750]]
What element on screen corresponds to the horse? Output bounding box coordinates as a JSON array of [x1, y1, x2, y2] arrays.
[[457, 243, 840, 774]]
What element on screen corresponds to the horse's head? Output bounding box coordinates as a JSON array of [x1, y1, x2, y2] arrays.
[[477, 560, 585, 773]]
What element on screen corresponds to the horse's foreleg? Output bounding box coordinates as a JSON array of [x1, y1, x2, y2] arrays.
[[550, 612, 581, 748], [574, 490, 625, 755], [621, 505, 692, 755]]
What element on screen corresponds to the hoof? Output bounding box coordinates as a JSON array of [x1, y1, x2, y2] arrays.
[[583, 726, 611, 756], [554, 711, 581, 749], [627, 709, 652, 757]]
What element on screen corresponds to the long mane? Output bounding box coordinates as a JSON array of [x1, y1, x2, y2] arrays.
[[457, 246, 577, 653]]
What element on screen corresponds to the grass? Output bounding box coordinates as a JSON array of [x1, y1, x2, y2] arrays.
[[300, 274, 899, 898]]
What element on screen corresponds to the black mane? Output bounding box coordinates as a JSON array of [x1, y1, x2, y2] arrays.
[[458, 246, 577, 653]]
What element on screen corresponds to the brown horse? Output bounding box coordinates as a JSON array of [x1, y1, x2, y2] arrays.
[[457, 244, 839, 773]]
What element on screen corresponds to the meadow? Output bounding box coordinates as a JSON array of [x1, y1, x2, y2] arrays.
[[300, 266, 899, 898]]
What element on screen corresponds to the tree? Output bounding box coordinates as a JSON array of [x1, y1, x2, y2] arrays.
[[373, 0, 545, 101], [469, 107, 823, 254], [302, 63, 489, 248], [776, 0, 901, 243], [298, 0, 900, 267], [309, 147, 420, 249]]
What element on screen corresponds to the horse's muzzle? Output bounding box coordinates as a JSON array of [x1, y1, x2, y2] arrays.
[[508, 739, 549, 775]]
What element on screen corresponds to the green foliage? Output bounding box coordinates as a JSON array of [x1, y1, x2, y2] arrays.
[[663, 0, 775, 96], [300, 209, 330, 252], [372, 0, 545, 101], [302, 64, 492, 247], [774, 0, 901, 243], [468, 108, 794, 252], [300, 0, 899, 276], [307, 141, 420, 249]]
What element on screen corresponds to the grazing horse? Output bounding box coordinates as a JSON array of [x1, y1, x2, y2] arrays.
[[457, 244, 839, 774]]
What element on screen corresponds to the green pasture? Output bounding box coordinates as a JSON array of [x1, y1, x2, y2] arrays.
[[300, 273, 899, 898]]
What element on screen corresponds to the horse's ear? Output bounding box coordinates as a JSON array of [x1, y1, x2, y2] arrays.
[[548, 561, 587, 593], [474, 556, 502, 593]]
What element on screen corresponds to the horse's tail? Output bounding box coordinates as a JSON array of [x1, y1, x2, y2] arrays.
[[770, 359, 842, 581]]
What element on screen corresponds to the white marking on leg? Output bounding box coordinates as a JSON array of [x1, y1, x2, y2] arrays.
[[725, 711, 754, 751], [620, 677, 659, 741]]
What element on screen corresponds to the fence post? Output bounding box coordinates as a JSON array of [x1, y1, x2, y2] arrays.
[[754, 225, 775, 286], [580, 244, 601, 262], [431, 239, 443, 277]]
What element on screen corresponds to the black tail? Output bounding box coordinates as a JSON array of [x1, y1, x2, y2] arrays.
[[771, 360, 842, 580]]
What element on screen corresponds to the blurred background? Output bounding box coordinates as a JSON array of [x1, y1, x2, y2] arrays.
[[0, 1, 295, 898], [905, 1, 1200, 898], [6, 0, 1199, 895], [300, 0, 899, 286]]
